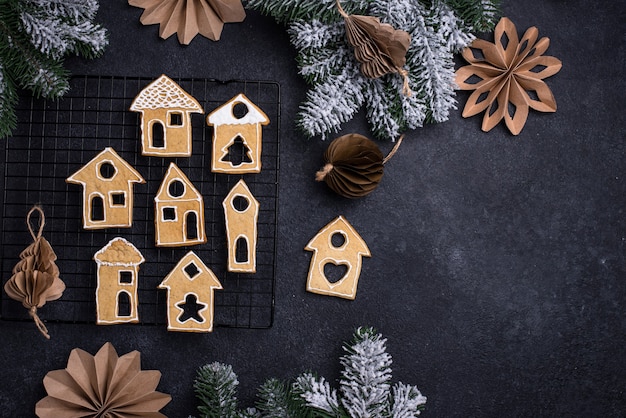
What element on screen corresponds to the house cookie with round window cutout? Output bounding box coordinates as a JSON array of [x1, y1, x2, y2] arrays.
[[206, 93, 269, 173]]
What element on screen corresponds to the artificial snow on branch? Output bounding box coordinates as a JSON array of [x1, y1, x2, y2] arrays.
[[192, 327, 427, 417], [0, 0, 108, 138], [245, 0, 500, 140]]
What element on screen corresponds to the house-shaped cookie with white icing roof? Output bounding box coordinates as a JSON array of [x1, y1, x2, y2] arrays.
[[93, 237, 145, 324], [206, 93, 269, 173], [130, 74, 203, 157]]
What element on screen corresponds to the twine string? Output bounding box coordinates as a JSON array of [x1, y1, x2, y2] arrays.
[[383, 134, 404, 165], [29, 307, 51, 340], [26, 205, 45, 241]]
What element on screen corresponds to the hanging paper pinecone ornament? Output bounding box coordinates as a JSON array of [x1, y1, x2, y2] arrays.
[[3, 206, 65, 339], [335, 0, 412, 96]]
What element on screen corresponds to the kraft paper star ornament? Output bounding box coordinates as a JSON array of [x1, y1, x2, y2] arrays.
[[455, 17, 562, 135]]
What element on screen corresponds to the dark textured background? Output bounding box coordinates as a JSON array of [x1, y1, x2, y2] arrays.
[[1, 1, 625, 416]]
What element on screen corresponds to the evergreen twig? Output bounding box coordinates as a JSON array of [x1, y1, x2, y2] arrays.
[[246, 0, 500, 140], [0, 0, 107, 139]]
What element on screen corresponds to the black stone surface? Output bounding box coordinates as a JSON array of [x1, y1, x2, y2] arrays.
[[1, 1, 625, 416]]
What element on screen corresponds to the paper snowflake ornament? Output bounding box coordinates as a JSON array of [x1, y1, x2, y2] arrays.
[[35, 342, 171, 417], [455, 17, 562, 135]]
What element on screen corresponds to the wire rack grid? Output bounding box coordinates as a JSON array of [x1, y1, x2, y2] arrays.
[[0, 75, 280, 329]]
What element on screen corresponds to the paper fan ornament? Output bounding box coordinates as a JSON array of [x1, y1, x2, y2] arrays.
[[35, 342, 171, 418], [336, 0, 412, 96], [316, 133, 385, 198], [129, 0, 246, 44], [3, 206, 65, 339], [455, 17, 562, 135]]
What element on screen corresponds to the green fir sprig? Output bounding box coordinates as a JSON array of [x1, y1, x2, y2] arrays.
[[193, 327, 427, 418], [245, 0, 500, 140], [0, 0, 107, 138]]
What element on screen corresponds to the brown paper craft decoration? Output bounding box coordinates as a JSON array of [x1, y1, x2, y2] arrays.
[[336, 0, 412, 96], [455, 17, 562, 135], [206, 93, 269, 174], [158, 251, 223, 332], [154, 162, 206, 247], [316, 133, 385, 198], [305, 216, 371, 300], [35, 342, 171, 417], [223, 179, 259, 273], [130, 74, 203, 157], [3, 206, 65, 339], [93, 237, 145, 325], [66, 147, 145, 229], [129, 0, 246, 44]]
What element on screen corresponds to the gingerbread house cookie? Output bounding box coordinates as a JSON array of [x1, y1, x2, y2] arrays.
[[158, 251, 223, 332], [223, 179, 259, 273], [66, 147, 145, 229], [93, 237, 145, 324], [304, 216, 371, 300], [206, 93, 269, 173], [130, 74, 203, 157], [154, 163, 206, 247]]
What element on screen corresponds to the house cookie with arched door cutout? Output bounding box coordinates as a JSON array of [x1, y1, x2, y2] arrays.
[[223, 179, 259, 273], [93, 237, 145, 324], [66, 147, 145, 229], [305, 216, 371, 300], [158, 251, 223, 332], [155, 162, 206, 247], [130, 74, 203, 157], [207, 93, 269, 173]]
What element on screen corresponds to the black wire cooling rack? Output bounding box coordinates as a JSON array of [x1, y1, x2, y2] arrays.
[[0, 75, 280, 329]]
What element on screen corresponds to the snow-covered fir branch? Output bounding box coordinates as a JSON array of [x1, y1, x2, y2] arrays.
[[295, 373, 342, 414], [339, 328, 393, 417], [22, 0, 101, 22], [298, 64, 366, 139], [0, 0, 108, 138], [288, 20, 345, 53], [20, 1, 107, 60], [247, 0, 499, 140], [244, 0, 373, 24], [388, 383, 427, 417], [192, 328, 427, 417]]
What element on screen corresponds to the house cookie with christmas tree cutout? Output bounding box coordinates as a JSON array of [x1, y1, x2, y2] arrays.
[[206, 93, 269, 173], [93, 237, 145, 324], [158, 251, 223, 332], [66, 147, 145, 229], [130, 74, 203, 157]]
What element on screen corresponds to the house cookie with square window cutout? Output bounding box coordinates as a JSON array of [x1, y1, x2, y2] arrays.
[[130, 74, 203, 157], [93, 237, 145, 324], [66, 147, 145, 229], [154, 162, 206, 247]]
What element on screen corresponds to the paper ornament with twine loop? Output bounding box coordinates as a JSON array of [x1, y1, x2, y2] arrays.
[[3, 206, 65, 339], [335, 0, 412, 96], [316, 133, 403, 198]]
